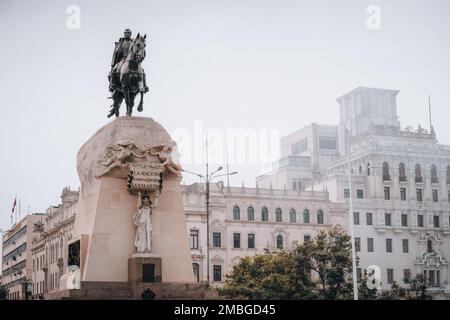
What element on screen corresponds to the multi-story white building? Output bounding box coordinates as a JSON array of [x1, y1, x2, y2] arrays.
[[259, 87, 450, 293], [1, 213, 45, 300], [183, 182, 347, 284]]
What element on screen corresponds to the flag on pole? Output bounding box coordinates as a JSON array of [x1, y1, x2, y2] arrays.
[[11, 195, 17, 225]]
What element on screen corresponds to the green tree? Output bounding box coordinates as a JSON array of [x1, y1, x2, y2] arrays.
[[293, 228, 353, 299], [220, 227, 354, 300], [407, 274, 431, 300], [357, 273, 378, 300], [377, 281, 407, 300]]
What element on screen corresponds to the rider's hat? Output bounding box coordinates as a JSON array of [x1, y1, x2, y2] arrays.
[[124, 28, 132, 33]]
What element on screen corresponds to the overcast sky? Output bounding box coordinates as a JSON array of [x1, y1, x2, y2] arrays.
[[1, 0, 449, 232]]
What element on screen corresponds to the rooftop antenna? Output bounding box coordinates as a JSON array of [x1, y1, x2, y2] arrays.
[[226, 144, 230, 187]]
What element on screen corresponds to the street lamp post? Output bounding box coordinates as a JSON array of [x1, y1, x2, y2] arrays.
[[183, 167, 237, 284]]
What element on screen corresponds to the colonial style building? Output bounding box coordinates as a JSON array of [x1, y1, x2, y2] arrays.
[[183, 182, 347, 284], [30, 187, 78, 299], [257, 87, 450, 293]]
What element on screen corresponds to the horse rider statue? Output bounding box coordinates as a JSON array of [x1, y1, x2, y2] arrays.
[[109, 28, 149, 94]]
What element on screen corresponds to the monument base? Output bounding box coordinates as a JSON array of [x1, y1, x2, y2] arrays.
[[46, 281, 215, 300]]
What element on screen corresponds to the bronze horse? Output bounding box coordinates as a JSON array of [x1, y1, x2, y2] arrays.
[[108, 33, 148, 118]]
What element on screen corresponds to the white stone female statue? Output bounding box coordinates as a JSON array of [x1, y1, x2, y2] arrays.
[[133, 192, 154, 253]]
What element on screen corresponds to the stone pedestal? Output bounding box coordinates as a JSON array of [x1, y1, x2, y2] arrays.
[[72, 117, 195, 284]]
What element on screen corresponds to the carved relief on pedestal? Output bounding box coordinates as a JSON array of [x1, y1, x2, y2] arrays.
[[95, 139, 182, 255]]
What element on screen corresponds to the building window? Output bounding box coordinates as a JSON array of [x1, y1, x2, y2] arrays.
[[344, 189, 350, 198], [399, 163, 407, 182], [289, 209, 296, 223], [353, 212, 360, 225], [319, 136, 336, 150], [190, 230, 199, 249], [213, 232, 221, 248], [304, 235, 311, 242], [355, 237, 361, 252], [385, 213, 391, 226], [275, 208, 282, 222], [213, 265, 222, 282], [367, 238, 374, 252], [248, 234, 255, 249], [400, 188, 406, 201], [247, 207, 255, 221], [427, 239, 433, 253], [366, 213, 373, 225], [317, 210, 324, 224], [401, 214, 408, 227], [233, 206, 240, 220], [417, 214, 423, 227], [233, 233, 241, 248], [276, 235, 283, 249], [192, 263, 200, 282], [447, 165, 450, 184], [387, 269, 394, 284], [402, 239, 409, 253], [292, 139, 307, 155], [303, 209, 310, 223], [386, 239, 393, 252], [432, 190, 438, 202], [416, 189, 423, 202], [415, 164, 423, 183], [433, 215, 440, 228], [384, 187, 390, 200], [431, 165, 438, 183], [382, 162, 390, 181], [367, 163, 371, 176], [357, 189, 363, 199], [448, 190, 450, 203], [261, 207, 268, 221], [403, 269, 411, 284]]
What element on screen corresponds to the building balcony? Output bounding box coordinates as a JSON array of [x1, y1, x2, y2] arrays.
[[382, 174, 391, 181], [399, 176, 407, 182], [415, 176, 423, 183], [431, 178, 439, 184]]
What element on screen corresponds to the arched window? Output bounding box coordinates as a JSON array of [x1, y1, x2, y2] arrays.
[[276, 235, 283, 249], [382, 162, 390, 181], [415, 164, 422, 183], [232, 206, 240, 220], [289, 209, 296, 223], [192, 263, 200, 282], [317, 209, 324, 224], [399, 163, 406, 182], [358, 165, 362, 175], [247, 207, 255, 221], [447, 166, 450, 184], [427, 239, 433, 253], [261, 207, 268, 222], [431, 165, 438, 183], [303, 209, 310, 223], [275, 208, 282, 222], [367, 163, 371, 176]]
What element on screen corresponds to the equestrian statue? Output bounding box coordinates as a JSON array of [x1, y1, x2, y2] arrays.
[[107, 28, 149, 118]]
